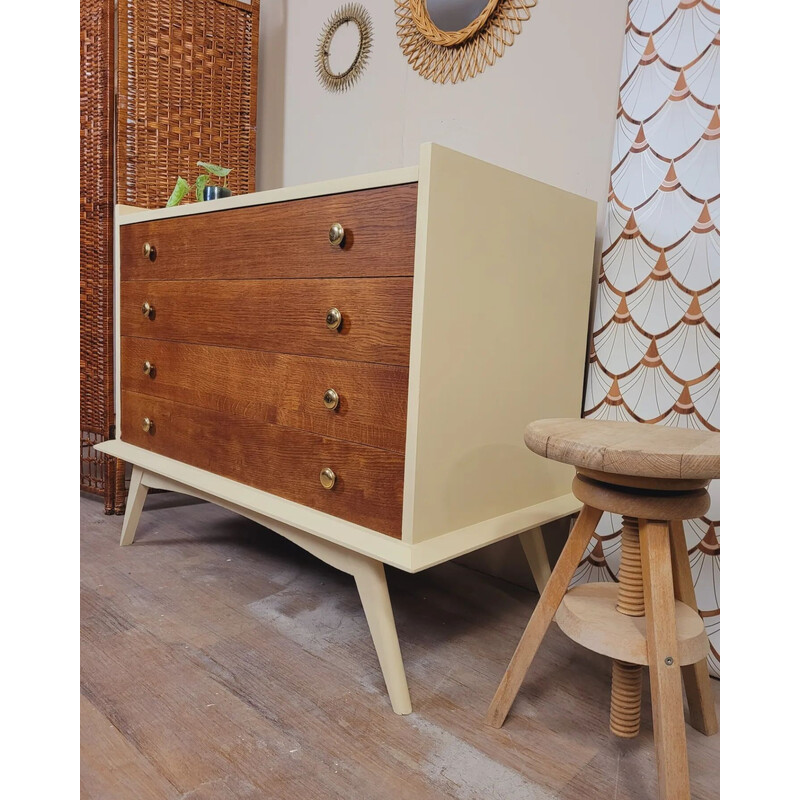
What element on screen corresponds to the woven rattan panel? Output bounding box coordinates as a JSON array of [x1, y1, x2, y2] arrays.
[[117, 0, 260, 208], [81, 0, 125, 512]]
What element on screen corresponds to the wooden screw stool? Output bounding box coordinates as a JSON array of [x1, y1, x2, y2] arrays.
[[486, 419, 719, 800]]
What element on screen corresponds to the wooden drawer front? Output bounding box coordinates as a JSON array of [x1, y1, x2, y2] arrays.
[[120, 184, 417, 281], [121, 278, 412, 366], [121, 337, 409, 453], [122, 391, 404, 537]]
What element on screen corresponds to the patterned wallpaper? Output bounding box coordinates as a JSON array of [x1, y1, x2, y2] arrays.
[[576, 0, 720, 676]]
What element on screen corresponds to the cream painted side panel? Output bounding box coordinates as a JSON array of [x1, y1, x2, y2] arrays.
[[409, 144, 596, 543]]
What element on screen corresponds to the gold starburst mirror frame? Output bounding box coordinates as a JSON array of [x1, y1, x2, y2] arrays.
[[395, 0, 537, 84], [316, 3, 373, 93]]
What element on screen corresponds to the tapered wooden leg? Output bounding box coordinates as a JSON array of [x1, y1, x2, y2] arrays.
[[352, 558, 412, 716], [486, 504, 603, 728], [640, 519, 691, 800], [669, 520, 719, 735], [119, 466, 148, 546], [519, 526, 552, 595], [111, 469, 412, 714]]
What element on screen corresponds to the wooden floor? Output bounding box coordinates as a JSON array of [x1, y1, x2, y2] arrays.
[[81, 492, 719, 800]]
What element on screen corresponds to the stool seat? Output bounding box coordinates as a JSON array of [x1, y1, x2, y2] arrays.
[[524, 418, 720, 482]]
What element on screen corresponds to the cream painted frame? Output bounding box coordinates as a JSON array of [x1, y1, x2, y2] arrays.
[[101, 144, 594, 570]]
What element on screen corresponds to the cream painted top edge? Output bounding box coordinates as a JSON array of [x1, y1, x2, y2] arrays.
[[116, 165, 420, 225], [424, 142, 595, 206]]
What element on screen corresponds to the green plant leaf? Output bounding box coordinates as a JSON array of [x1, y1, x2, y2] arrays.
[[197, 161, 232, 177], [166, 176, 190, 207], [195, 173, 209, 201]]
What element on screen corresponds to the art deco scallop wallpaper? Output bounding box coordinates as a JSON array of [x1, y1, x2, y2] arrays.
[[578, 0, 721, 676]]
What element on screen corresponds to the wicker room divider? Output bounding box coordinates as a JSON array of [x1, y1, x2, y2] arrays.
[[116, 0, 260, 207], [80, 0, 260, 513], [81, 0, 125, 513]]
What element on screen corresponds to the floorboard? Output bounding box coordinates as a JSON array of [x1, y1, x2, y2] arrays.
[[81, 492, 719, 799]]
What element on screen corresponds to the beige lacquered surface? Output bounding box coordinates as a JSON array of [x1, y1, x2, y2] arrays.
[[524, 418, 720, 481], [404, 144, 597, 543]]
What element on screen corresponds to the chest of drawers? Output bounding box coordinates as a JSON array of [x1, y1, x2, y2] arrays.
[[96, 143, 597, 714]]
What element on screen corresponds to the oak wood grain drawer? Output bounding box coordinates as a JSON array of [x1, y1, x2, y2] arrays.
[[119, 184, 417, 281], [121, 390, 404, 536], [121, 278, 412, 366], [121, 337, 409, 453]]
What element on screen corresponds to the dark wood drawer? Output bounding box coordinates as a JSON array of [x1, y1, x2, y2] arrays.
[[119, 184, 417, 281], [121, 391, 404, 537], [120, 278, 412, 366], [121, 337, 409, 453]]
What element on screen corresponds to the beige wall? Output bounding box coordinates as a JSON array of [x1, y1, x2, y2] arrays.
[[255, 0, 628, 587], [257, 0, 627, 220]]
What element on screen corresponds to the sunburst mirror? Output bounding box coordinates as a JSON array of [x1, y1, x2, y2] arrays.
[[316, 3, 373, 93], [395, 0, 537, 84]]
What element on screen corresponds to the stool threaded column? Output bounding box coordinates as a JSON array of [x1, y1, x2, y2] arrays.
[[616, 516, 645, 616], [610, 660, 643, 738], [610, 516, 645, 738]]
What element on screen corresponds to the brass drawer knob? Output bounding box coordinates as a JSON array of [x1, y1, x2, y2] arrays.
[[141, 417, 154, 433], [142, 242, 156, 260], [323, 388, 340, 410], [325, 307, 342, 330], [142, 360, 155, 376], [141, 301, 155, 318], [319, 468, 336, 490], [328, 222, 345, 247]]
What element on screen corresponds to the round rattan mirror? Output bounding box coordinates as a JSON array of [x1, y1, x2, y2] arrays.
[[316, 3, 373, 93], [395, 0, 537, 84]]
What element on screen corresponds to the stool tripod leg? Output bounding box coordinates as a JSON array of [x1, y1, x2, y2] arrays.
[[640, 519, 691, 800], [486, 504, 603, 728], [669, 520, 719, 736]]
